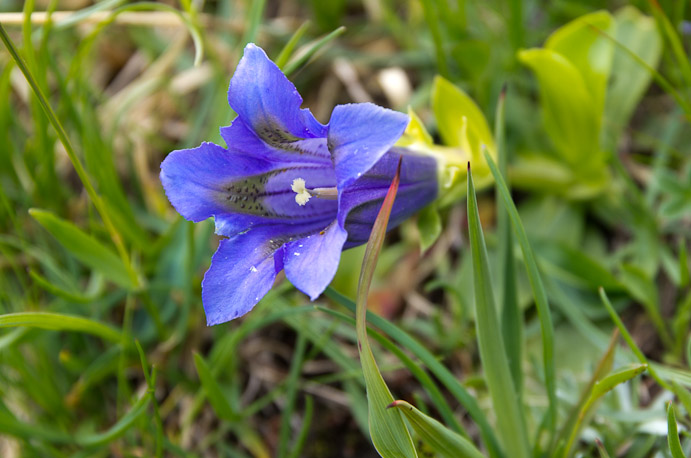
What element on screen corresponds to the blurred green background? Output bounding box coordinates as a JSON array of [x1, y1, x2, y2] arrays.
[[0, 0, 690, 456]]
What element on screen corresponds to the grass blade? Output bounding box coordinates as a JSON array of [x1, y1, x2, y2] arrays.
[[388, 400, 484, 458], [0, 312, 121, 342], [193, 352, 240, 422], [667, 402, 685, 458], [30, 209, 135, 290], [467, 164, 530, 458], [356, 159, 417, 457], [495, 86, 523, 396], [484, 151, 557, 436], [283, 26, 346, 76], [325, 287, 504, 458], [562, 364, 648, 458]]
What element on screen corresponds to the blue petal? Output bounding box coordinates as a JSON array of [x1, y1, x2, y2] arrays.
[[228, 44, 327, 143], [160, 142, 271, 224], [220, 118, 331, 164], [327, 103, 409, 189], [338, 148, 438, 248], [283, 221, 348, 300], [202, 229, 283, 325]]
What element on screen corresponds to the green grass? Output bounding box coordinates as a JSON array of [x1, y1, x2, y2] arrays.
[[0, 0, 690, 456]]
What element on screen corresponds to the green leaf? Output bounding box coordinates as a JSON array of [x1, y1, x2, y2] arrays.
[[388, 400, 484, 458], [417, 205, 442, 253], [467, 165, 530, 458], [604, 6, 662, 145], [545, 11, 614, 119], [282, 26, 346, 76], [0, 312, 121, 342], [563, 364, 647, 458], [356, 160, 417, 458], [667, 403, 686, 458], [484, 152, 557, 437], [325, 287, 504, 458], [29, 208, 135, 289], [553, 331, 618, 456], [517, 48, 600, 168], [193, 352, 240, 422], [432, 76, 495, 155], [76, 393, 151, 447]]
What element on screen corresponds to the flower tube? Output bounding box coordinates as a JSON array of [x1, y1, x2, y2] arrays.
[[161, 44, 438, 325]]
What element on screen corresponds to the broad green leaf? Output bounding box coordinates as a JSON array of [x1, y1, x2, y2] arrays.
[[30, 208, 135, 289], [605, 7, 662, 145], [517, 48, 600, 168], [667, 403, 685, 458], [193, 352, 240, 422], [562, 364, 647, 458], [388, 400, 484, 458], [356, 161, 417, 457], [0, 312, 121, 342], [545, 11, 614, 118], [416, 205, 442, 253], [467, 165, 530, 458], [432, 76, 495, 156]]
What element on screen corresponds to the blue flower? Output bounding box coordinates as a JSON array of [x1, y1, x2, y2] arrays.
[[161, 44, 438, 325]]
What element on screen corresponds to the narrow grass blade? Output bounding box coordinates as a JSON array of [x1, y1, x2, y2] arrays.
[[667, 402, 685, 458], [283, 26, 346, 76], [467, 165, 530, 458], [554, 330, 618, 454], [495, 87, 523, 396], [276, 21, 310, 69], [562, 364, 647, 458], [30, 209, 135, 289], [598, 287, 671, 390], [288, 395, 314, 458], [419, 0, 448, 77], [649, 0, 691, 90], [241, 0, 266, 46], [193, 352, 239, 422], [76, 393, 151, 447], [356, 160, 417, 457], [317, 305, 466, 436], [278, 333, 308, 458], [0, 24, 138, 286], [28, 269, 100, 303], [0, 312, 121, 342], [484, 151, 557, 435], [595, 438, 611, 458], [388, 400, 484, 458], [325, 287, 504, 458]]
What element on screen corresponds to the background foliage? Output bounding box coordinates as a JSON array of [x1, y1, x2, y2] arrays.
[[0, 0, 690, 456]]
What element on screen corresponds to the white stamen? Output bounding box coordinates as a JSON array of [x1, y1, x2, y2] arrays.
[[291, 178, 311, 206]]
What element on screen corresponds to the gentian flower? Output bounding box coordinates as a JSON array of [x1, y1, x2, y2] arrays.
[[161, 44, 438, 325]]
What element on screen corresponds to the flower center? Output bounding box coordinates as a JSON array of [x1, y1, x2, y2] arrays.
[[291, 178, 338, 206]]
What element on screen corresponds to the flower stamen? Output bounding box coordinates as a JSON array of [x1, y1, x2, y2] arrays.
[[292, 178, 338, 206], [291, 178, 311, 206]]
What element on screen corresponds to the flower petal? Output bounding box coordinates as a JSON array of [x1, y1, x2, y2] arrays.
[[228, 44, 327, 143], [338, 148, 438, 248], [282, 221, 348, 300], [160, 142, 271, 224], [202, 229, 284, 325], [327, 103, 409, 189], [220, 119, 331, 164]]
